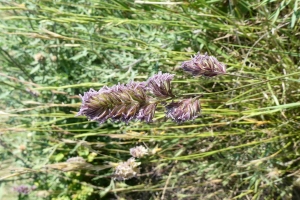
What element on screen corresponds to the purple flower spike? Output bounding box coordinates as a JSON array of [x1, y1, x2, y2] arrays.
[[181, 52, 226, 77], [147, 71, 175, 99], [166, 98, 201, 123], [77, 81, 149, 124], [137, 103, 157, 123]]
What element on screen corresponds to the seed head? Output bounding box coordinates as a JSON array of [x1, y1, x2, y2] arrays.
[[136, 103, 157, 123], [114, 157, 140, 180], [181, 52, 226, 77], [146, 71, 175, 99], [130, 145, 148, 158], [77, 82, 149, 124], [165, 98, 201, 123]]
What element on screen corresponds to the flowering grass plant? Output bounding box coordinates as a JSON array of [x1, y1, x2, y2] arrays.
[[77, 69, 204, 125], [1, 1, 300, 199]]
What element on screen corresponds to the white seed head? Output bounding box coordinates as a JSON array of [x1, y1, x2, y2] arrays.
[[130, 145, 148, 158]]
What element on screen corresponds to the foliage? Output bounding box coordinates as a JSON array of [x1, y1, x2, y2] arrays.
[[0, 0, 300, 199]]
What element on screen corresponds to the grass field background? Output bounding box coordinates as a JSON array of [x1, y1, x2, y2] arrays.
[[1, 0, 300, 199]]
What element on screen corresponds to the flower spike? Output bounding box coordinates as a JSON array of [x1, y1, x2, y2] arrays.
[[165, 98, 201, 123], [181, 52, 226, 77], [146, 71, 175, 99], [77, 81, 150, 124]]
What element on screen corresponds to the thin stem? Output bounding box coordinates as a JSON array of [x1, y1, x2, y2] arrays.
[[181, 71, 300, 96], [223, 73, 260, 80]]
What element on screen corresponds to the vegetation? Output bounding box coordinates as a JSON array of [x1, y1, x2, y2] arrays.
[[0, 0, 299, 199]]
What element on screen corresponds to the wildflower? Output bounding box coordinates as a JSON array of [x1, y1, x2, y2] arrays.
[[13, 185, 36, 195], [165, 98, 201, 123], [181, 52, 226, 77], [77, 81, 150, 124], [130, 145, 148, 158], [146, 71, 175, 99], [114, 157, 140, 180]]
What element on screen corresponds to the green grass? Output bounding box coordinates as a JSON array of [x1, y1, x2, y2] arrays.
[[1, 0, 300, 199]]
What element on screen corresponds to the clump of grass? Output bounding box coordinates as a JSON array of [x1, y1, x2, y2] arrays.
[[1, 0, 300, 199]]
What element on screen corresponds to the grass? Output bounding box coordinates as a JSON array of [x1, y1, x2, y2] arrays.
[[0, 0, 300, 199]]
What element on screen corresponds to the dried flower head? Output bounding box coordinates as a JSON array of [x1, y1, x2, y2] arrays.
[[114, 157, 140, 180], [130, 145, 148, 158], [181, 52, 226, 77], [166, 98, 201, 123], [146, 71, 175, 99], [77, 81, 150, 124]]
